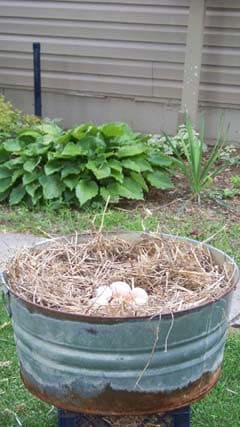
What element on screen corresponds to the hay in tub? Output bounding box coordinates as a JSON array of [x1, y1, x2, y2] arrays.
[[5, 232, 235, 317]]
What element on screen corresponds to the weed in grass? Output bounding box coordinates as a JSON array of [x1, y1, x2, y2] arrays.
[[230, 175, 240, 189]]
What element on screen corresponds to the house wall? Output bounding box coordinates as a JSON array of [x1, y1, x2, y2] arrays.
[[0, 0, 240, 142]]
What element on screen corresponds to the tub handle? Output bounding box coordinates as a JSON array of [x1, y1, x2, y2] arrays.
[[0, 272, 12, 318]]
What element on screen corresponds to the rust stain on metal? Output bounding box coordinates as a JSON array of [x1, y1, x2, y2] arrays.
[[20, 367, 221, 416]]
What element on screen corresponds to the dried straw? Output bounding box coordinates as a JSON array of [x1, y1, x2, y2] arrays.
[[5, 233, 234, 317]]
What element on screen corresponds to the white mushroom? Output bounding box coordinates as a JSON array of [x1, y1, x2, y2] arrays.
[[131, 287, 149, 306], [110, 281, 131, 298]]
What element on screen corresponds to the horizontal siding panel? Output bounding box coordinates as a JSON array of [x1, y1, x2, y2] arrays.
[[29, 1, 189, 5], [204, 30, 240, 49], [0, 69, 154, 98], [203, 48, 240, 68], [206, 10, 240, 29], [0, 0, 240, 110], [0, 36, 185, 63], [17, 0, 240, 8], [2, 52, 240, 87], [0, 69, 183, 100], [0, 19, 187, 45], [1, 0, 239, 9], [1, 66, 240, 106], [1, 36, 240, 69], [0, 53, 153, 79], [0, 3, 187, 25], [207, 1, 240, 8], [2, 19, 240, 49], [199, 84, 240, 105], [1, 2, 240, 29]]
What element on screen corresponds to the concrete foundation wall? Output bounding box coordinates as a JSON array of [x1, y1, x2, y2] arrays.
[[2, 87, 239, 144]]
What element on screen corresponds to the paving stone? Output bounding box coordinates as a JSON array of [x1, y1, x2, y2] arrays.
[[0, 232, 46, 269], [229, 282, 240, 326]]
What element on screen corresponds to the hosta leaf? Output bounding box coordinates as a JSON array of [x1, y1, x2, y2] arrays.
[[42, 135, 54, 145], [0, 190, 9, 202], [44, 160, 63, 176], [0, 178, 12, 192], [63, 176, 79, 191], [121, 158, 141, 172], [100, 185, 120, 203], [86, 161, 111, 180], [40, 123, 62, 137], [132, 156, 153, 172], [61, 164, 81, 178], [23, 171, 40, 185], [12, 169, 24, 183], [77, 136, 106, 156], [57, 132, 72, 144], [107, 159, 122, 172], [75, 180, 98, 206], [18, 130, 41, 142], [39, 174, 64, 199], [146, 171, 174, 190], [63, 189, 75, 203], [71, 123, 95, 140], [61, 143, 83, 157], [100, 123, 125, 137], [110, 169, 124, 183], [25, 182, 40, 198], [117, 144, 146, 158], [118, 177, 144, 200], [149, 153, 173, 167], [3, 139, 22, 152], [23, 158, 40, 173], [5, 158, 24, 169], [0, 147, 10, 163], [24, 143, 48, 156], [130, 172, 148, 191], [0, 166, 12, 179], [9, 184, 26, 205], [31, 188, 42, 206]]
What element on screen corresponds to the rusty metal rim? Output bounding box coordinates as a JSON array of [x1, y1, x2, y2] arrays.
[[20, 367, 221, 415], [3, 232, 239, 324]]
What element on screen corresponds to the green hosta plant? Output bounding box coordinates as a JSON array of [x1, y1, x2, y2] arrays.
[[164, 118, 226, 204], [0, 122, 175, 207]]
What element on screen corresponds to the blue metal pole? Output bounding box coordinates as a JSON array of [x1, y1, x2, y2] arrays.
[[33, 42, 42, 117]]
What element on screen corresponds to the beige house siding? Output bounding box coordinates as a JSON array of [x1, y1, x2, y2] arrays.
[[0, 0, 240, 141]]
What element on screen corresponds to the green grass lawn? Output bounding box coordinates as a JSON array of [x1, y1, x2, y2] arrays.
[[0, 204, 240, 426]]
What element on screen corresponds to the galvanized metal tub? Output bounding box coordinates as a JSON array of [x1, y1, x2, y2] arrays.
[[1, 232, 239, 415]]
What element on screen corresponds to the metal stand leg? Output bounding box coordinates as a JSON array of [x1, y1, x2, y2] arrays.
[[171, 406, 191, 427], [57, 410, 111, 427], [57, 406, 191, 426]]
